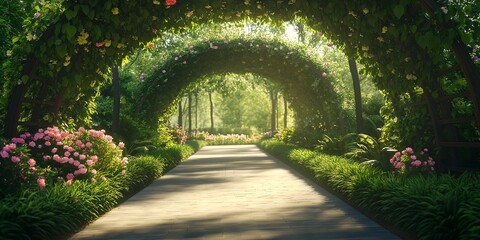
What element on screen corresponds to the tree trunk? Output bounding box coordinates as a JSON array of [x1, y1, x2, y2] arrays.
[[178, 100, 183, 127], [112, 64, 120, 137], [270, 90, 278, 132], [195, 92, 198, 135], [348, 59, 364, 134], [188, 93, 192, 135], [209, 92, 214, 132], [283, 95, 288, 129]]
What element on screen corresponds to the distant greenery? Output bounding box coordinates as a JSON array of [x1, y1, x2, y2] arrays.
[[259, 139, 480, 239]]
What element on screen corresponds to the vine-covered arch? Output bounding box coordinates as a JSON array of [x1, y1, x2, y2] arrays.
[[2, 0, 479, 169], [135, 37, 342, 132]]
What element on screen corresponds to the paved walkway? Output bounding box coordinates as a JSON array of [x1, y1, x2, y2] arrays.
[[71, 145, 399, 240]]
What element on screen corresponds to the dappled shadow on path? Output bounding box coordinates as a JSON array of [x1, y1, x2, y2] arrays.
[[71, 145, 398, 240]]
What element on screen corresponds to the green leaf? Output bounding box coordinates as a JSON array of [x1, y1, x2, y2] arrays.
[[12, 36, 20, 43], [64, 24, 77, 41], [65, 9, 77, 20], [21, 75, 29, 83], [393, 5, 405, 19]]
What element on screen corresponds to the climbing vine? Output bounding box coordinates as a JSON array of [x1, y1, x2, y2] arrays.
[[2, 0, 479, 149]]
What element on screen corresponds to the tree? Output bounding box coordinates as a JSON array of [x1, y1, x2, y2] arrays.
[[348, 59, 364, 134], [112, 65, 120, 137]]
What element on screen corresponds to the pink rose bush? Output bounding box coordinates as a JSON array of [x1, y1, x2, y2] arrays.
[[390, 147, 435, 174], [0, 126, 127, 193]]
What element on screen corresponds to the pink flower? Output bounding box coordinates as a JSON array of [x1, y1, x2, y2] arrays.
[[27, 158, 36, 167], [52, 148, 58, 153], [68, 158, 74, 164], [410, 155, 417, 160], [73, 152, 79, 157], [79, 154, 86, 160], [91, 178, 97, 183], [12, 138, 24, 144], [91, 169, 97, 175], [73, 161, 80, 167], [77, 168, 87, 175], [423, 148, 428, 152], [165, 0, 176, 6], [37, 145, 42, 149], [43, 155, 51, 160], [65, 179, 73, 186], [321, 72, 327, 77], [118, 142, 125, 148], [76, 140, 83, 147], [86, 160, 94, 166], [45, 141, 51, 146], [91, 155, 98, 162], [64, 151, 71, 157], [33, 132, 44, 140], [0, 151, 8, 158], [411, 160, 422, 167], [85, 142, 92, 148], [37, 178, 46, 188], [78, 127, 85, 132], [11, 156, 20, 163], [406, 147, 414, 154], [66, 173, 74, 180]]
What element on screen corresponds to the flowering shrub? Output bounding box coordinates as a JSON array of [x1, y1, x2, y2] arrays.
[[171, 125, 187, 144], [389, 147, 435, 174], [0, 127, 127, 196], [193, 132, 257, 145]]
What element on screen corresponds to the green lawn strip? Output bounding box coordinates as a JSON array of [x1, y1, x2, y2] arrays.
[[0, 140, 205, 240], [258, 139, 480, 240]]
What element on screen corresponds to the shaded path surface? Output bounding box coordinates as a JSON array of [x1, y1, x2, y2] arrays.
[[71, 145, 398, 240]]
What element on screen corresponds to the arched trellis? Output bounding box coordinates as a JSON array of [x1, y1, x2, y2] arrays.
[[134, 38, 342, 133], [2, 0, 479, 170]]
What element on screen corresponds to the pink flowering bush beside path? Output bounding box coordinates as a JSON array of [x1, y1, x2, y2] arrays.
[[390, 147, 435, 174], [0, 126, 127, 197]]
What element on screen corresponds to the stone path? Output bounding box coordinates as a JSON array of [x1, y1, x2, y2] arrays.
[[71, 145, 399, 240]]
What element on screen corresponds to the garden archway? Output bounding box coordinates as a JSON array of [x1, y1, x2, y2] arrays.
[[134, 37, 342, 132], [2, 0, 479, 169]]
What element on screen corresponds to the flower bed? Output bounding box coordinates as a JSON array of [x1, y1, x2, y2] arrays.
[[0, 127, 204, 239], [258, 139, 480, 239]]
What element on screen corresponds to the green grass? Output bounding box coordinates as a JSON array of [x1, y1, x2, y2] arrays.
[[0, 140, 205, 240], [258, 139, 480, 240]]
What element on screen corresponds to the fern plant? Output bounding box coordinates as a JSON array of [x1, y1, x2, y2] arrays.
[[346, 133, 396, 170], [315, 133, 357, 156]]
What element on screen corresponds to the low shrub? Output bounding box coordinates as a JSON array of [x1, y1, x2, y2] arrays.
[[259, 139, 480, 239]]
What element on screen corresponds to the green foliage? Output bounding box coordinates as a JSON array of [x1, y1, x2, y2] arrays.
[[346, 133, 397, 170], [2, 0, 480, 169], [0, 139, 205, 239], [259, 139, 480, 239], [315, 133, 357, 156], [122, 155, 164, 193]]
